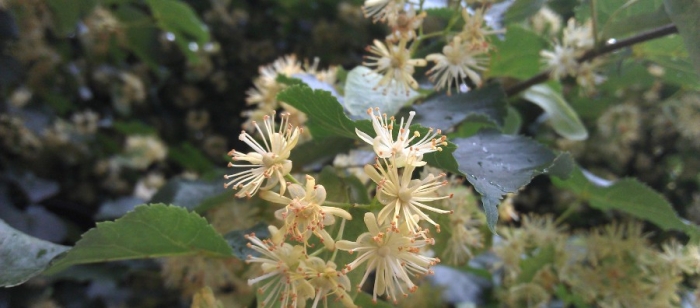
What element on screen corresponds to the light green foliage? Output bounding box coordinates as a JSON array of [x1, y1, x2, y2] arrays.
[[664, 0, 700, 75], [634, 35, 700, 90], [113, 4, 161, 71], [523, 83, 589, 141], [45, 204, 233, 274], [504, 0, 548, 23], [552, 167, 700, 237], [489, 26, 548, 80], [576, 0, 666, 39], [168, 143, 216, 175], [344, 66, 420, 117], [0, 220, 70, 287], [277, 85, 359, 139], [145, 0, 211, 63], [46, 0, 97, 35]]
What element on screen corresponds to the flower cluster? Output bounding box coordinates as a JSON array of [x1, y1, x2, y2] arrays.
[[493, 217, 700, 307], [361, 1, 502, 95], [237, 107, 456, 306], [540, 19, 605, 93], [244, 54, 337, 140], [244, 227, 354, 308]]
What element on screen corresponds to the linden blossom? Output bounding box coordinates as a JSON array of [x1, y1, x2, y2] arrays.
[[259, 175, 352, 250], [335, 212, 439, 304], [244, 228, 315, 308], [363, 39, 426, 95], [426, 36, 489, 95], [355, 107, 447, 167], [365, 154, 453, 234], [224, 112, 302, 198]]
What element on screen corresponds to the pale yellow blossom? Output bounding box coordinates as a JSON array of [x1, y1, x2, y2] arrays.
[[355, 107, 447, 167], [363, 39, 427, 95], [426, 36, 489, 94], [225, 112, 301, 198], [259, 175, 352, 249], [336, 212, 439, 303]]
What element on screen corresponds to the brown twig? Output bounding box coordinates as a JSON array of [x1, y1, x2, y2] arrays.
[[504, 23, 679, 97]]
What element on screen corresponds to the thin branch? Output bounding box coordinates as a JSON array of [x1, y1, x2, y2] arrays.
[[504, 23, 678, 97]]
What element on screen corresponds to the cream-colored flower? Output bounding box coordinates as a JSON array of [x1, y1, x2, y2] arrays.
[[386, 6, 426, 42], [225, 112, 301, 198], [426, 36, 489, 94], [259, 175, 352, 249], [245, 229, 314, 308], [71, 109, 100, 135], [243, 55, 304, 130], [365, 155, 452, 233], [355, 107, 447, 167], [563, 18, 594, 51], [576, 60, 606, 93], [123, 135, 168, 170], [530, 6, 562, 36], [460, 7, 503, 45], [300, 257, 356, 308], [540, 44, 578, 80], [362, 0, 404, 23], [363, 39, 427, 95], [336, 212, 439, 303]]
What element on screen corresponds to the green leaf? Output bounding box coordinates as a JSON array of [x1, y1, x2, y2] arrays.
[[503, 106, 523, 135], [488, 26, 548, 80], [602, 4, 671, 39], [664, 0, 700, 74], [343, 66, 420, 118], [552, 167, 700, 236], [145, 0, 210, 63], [452, 130, 574, 231], [0, 219, 70, 287], [448, 115, 499, 139], [169, 143, 215, 174], [522, 84, 589, 140], [114, 5, 161, 72], [318, 166, 352, 203], [333, 207, 370, 300], [425, 7, 455, 21], [289, 137, 356, 172], [45, 204, 232, 274], [223, 222, 270, 260], [504, 0, 547, 23], [633, 35, 700, 90], [413, 82, 509, 129], [46, 0, 97, 36], [277, 85, 358, 139], [278, 84, 462, 176], [576, 0, 665, 40]]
